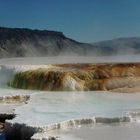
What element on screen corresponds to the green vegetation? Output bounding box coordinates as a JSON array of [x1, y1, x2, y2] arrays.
[[9, 69, 65, 91]]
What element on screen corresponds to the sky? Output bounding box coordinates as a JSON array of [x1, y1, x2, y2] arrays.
[[0, 0, 140, 43]]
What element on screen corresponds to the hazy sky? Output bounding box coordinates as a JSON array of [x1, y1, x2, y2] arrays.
[[1, 0, 140, 42]]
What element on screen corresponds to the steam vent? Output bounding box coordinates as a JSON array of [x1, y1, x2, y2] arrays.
[[8, 63, 140, 93]]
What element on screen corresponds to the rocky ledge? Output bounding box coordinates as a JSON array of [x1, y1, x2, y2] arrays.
[[8, 63, 140, 93]]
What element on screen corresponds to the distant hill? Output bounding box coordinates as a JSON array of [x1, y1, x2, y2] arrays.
[[92, 37, 140, 55], [0, 27, 140, 57], [0, 27, 93, 57]]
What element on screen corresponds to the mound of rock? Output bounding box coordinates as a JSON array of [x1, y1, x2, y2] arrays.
[[8, 63, 140, 93]]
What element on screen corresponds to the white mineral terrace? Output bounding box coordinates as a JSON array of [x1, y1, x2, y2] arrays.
[[0, 88, 33, 114], [6, 91, 140, 127], [1, 57, 140, 140], [0, 55, 140, 65], [3, 91, 140, 140], [32, 122, 140, 140], [3, 90, 140, 140]]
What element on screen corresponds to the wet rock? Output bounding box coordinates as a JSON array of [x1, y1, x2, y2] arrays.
[[9, 63, 140, 93]]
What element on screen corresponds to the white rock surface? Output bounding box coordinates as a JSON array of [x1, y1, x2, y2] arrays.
[[1, 57, 140, 140], [0, 56, 140, 65]]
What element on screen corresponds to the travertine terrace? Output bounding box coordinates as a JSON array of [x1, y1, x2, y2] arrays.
[[9, 63, 140, 93]]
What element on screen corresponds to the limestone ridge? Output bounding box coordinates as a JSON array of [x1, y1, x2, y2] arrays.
[[0, 27, 93, 57]]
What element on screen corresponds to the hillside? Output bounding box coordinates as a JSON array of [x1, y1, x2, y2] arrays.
[[0, 27, 140, 57], [0, 27, 93, 57], [92, 37, 140, 55]]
